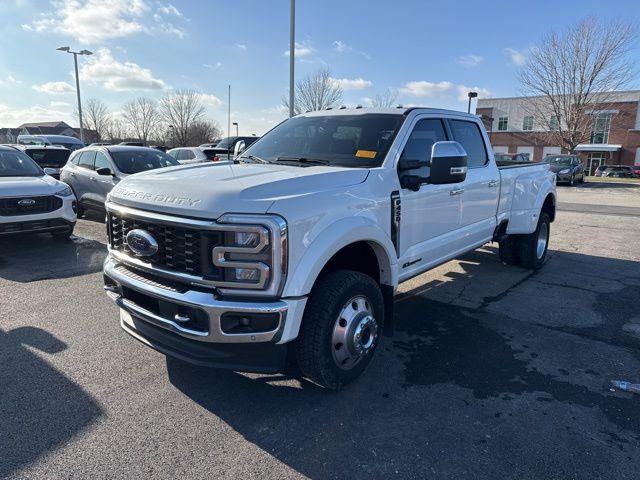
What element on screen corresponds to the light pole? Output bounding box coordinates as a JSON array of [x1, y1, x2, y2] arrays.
[[289, 0, 295, 117], [227, 84, 231, 139], [233, 122, 239, 136], [56, 46, 92, 143], [467, 91, 478, 114]]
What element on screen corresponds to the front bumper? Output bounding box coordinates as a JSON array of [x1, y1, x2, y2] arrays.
[[103, 257, 307, 372]]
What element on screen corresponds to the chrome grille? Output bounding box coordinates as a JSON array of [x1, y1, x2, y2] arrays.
[[108, 213, 223, 279]]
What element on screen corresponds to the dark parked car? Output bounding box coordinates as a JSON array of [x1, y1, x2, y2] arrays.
[[632, 165, 640, 178], [545, 154, 585, 185], [13, 144, 71, 179], [60, 146, 179, 216], [206, 136, 260, 161], [594, 165, 608, 177], [495, 153, 531, 163], [603, 165, 634, 178]]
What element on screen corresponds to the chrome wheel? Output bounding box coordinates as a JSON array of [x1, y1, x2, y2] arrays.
[[331, 295, 379, 370], [536, 222, 548, 260]]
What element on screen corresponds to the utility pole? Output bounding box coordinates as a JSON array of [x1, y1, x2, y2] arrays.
[[289, 0, 295, 117], [57, 47, 93, 143], [227, 84, 231, 139]]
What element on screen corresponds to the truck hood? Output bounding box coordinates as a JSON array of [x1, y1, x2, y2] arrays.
[[108, 162, 369, 219], [0, 174, 64, 197]]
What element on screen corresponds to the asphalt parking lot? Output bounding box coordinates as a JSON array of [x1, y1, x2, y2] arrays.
[[1, 181, 639, 480]]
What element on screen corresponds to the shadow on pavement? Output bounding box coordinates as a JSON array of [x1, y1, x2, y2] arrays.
[[0, 327, 103, 478], [0, 233, 106, 282], [579, 180, 640, 189], [166, 247, 640, 478]]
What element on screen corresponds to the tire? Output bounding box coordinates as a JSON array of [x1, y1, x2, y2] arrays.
[[519, 212, 550, 270], [569, 174, 574, 186], [499, 236, 521, 266], [295, 270, 384, 390], [52, 225, 75, 240], [76, 204, 86, 218]]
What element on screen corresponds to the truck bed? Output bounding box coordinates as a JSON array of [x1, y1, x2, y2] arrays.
[[496, 160, 545, 169]]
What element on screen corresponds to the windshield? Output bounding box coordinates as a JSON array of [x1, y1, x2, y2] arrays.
[[546, 156, 572, 165], [0, 150, 44, 177], [242, 114, 404, 168], [110, 149, 179, 174], [25, 148, 71, 167]]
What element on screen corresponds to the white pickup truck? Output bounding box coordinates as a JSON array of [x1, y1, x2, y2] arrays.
[[103, 107, 556, 389]]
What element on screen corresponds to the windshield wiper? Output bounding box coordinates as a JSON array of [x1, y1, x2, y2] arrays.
[[239, 154, 270, 164], [275, 156, 330, 166]]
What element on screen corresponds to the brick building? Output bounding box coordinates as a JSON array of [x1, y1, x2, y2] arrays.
[[476, 91, 640, 175]]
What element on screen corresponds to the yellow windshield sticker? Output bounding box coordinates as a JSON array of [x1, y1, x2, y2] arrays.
[[355, 149, 377, 158]]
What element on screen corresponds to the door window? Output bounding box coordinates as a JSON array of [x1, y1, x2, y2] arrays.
[[400, 118, 447, 178], [449, 120, 488, 168], [94, 152, 112, 171], [78, 150, 96, 169]]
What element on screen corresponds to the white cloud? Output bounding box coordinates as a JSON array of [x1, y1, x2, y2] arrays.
[[27, 0, 150, 43], [456, 54, 484, 67], [0, 75, 20, 86], [504, 47, 527, 66], [32, 81, 75, 94], [80, 48, 166, 91], [201, 93, 223, 109], [157, 3, 182, 17], [153, 3, 186, 38], [235, 43, 247, 51], [332, 40, 371, 60], [456, 85, 492, 102], [0, 102, 74, 126], [49, 100, 71, 108], [330, 77, 373, 90], [203, 62, 222, 70], [284, 42, 314, 57], [399, 81, 453, 97]]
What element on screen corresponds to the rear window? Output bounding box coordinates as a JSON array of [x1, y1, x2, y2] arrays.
[[24, 148, 71, 167], [202, 149, 217, 160], [110, 149, 179, 174]]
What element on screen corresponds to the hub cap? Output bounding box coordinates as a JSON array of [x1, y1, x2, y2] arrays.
[[536, 222, 548, 260], [331, 296, 378, 370]]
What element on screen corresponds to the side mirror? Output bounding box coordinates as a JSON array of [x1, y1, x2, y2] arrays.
[[96, 167, 113, 176], [233, 140, 246, 158], [429, 141, 468, 184], [43, 167, 57, 176]]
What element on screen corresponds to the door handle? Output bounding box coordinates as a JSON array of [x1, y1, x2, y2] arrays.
[[488, 179, 499, 187], [449, 188, 465, 196]]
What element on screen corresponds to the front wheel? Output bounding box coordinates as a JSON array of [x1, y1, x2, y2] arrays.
[[295, 270, 384, 390], [519, 212, 550, 270]]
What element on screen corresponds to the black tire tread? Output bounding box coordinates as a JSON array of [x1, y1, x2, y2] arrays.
[[519, 212, 550, 270], [295, 270, 383, 390]]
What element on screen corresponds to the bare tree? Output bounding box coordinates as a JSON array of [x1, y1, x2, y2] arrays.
[[371, 88, 399, 108], [121, 97, 162, 145], [282, 68, 343, 114], [104, 117, 128, 143], [160, 89, 206, 146], [82, 98, 111, 141], [187, 120, 223, 146], [519, 17, 637, 152]]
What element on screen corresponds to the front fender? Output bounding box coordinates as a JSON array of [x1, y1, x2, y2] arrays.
[[507, 172, 556, 235], [282, 216, 398, 299]]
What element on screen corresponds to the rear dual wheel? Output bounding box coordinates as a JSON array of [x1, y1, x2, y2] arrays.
[[498, 212, 550, 270]]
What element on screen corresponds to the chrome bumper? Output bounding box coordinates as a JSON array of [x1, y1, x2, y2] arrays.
[[103, 257, 290, 344]]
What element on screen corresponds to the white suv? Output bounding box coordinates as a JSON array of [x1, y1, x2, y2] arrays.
[[0, 145, 77, 238]]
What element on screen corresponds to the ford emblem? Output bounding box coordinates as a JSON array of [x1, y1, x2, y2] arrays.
[[18, 199, 36, 206], [125, 229, 159, 257]]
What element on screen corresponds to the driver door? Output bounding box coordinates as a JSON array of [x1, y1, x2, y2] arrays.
[[397, 117, 463, 282]]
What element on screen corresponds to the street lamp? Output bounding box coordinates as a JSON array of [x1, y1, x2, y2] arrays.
[[56, 46, 93, 143], [232, 122, 239, 136], [467, 91, 478, 114]]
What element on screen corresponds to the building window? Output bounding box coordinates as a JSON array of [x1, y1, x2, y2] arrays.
[[497, 117, 508, 131], [522, 116, 534, 131], [549, 115, 559, 131], [591, 112, 612, 144]]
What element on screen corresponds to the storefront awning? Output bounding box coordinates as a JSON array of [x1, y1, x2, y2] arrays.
[[574, 144, 621, 152]]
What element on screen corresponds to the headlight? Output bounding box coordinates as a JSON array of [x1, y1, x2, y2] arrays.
[[559, 168, 570, 174], [211, 214, 288, 297], [54, 185, 73, 197]]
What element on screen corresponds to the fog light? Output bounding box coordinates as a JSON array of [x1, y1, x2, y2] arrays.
[[220, 312, 280, 334], [232, 267, 260, 282]]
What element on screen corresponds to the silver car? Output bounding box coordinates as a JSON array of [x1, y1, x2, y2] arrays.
[[60, 146, 179, 216], [167, 147, 217, 164]]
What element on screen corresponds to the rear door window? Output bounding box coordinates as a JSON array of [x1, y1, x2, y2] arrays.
[[448, 120, 489, 168], [78, 150, 96, 169], [94, 152, 112, 171]]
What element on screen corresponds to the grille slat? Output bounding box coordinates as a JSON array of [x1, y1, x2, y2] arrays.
[[0, 196, 63, 216], [108, 213, 222, 279]]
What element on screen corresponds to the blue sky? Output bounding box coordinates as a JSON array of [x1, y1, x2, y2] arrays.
[[1, 0, 639, 135]]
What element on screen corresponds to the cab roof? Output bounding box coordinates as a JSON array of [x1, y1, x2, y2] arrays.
[[297, 106, 479, 119]]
